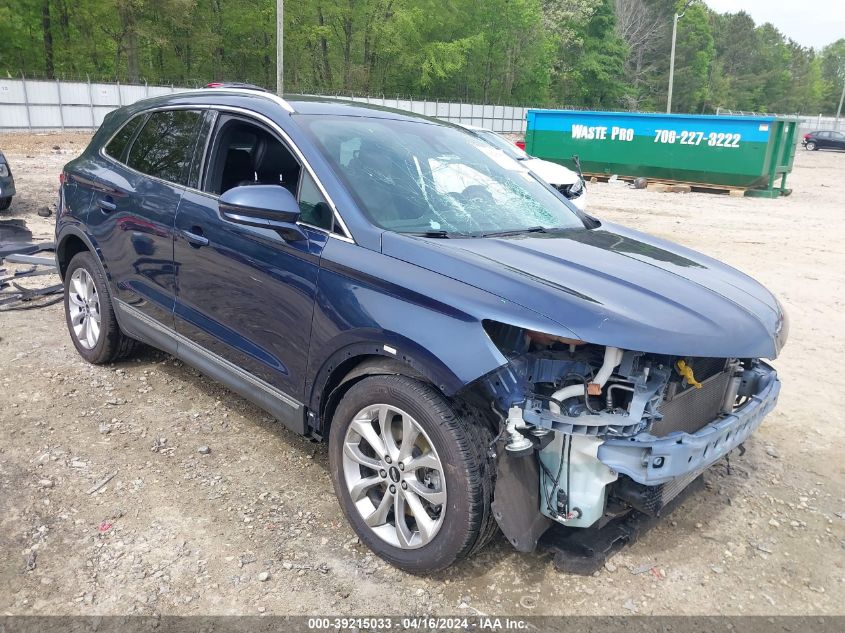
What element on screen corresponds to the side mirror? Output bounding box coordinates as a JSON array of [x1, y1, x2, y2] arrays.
[[218, 185, 306, 241]]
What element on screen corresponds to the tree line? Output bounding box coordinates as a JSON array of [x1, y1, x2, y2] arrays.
[[2, 0, 844, 115]]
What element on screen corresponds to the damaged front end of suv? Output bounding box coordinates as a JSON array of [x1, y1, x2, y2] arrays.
[[474, 322, 786, 552]]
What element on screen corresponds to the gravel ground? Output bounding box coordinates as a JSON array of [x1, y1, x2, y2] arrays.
[[1, 131, 843, 617]]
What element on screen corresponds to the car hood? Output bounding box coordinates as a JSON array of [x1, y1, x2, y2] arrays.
[[382, 223, 787, 359], [522, 157, 578, 186]]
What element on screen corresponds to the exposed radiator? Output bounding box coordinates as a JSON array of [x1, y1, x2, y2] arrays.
[[650, 367, 732, 437]]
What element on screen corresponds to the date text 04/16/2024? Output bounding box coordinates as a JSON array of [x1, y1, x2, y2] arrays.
[[306, 617, 529, 630]]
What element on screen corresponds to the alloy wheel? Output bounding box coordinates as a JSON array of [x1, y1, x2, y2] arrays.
[[68, 268, 101, 349], [341, 404, 447, 549]]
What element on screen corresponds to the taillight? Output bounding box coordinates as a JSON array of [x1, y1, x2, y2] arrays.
[[206, 82, 224, 88], [515, 140, 526, 150], [59, 172, 65, 184], [803, 134, 810, 140]]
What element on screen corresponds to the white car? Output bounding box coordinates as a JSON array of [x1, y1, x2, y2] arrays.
[[458, 124, 587, 211]]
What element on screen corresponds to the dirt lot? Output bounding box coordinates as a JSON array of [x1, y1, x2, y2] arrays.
[[1, 131, 843, 617]]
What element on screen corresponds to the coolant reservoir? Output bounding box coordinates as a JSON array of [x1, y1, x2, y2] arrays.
[[539, 434, 618, 528]]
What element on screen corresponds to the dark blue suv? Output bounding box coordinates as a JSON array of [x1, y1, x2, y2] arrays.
[[56, 88, 788, 573]]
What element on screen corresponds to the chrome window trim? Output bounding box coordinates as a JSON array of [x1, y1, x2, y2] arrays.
[[97, 103, 354, 244]]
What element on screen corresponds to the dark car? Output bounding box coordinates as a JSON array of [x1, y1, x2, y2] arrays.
[[56, 89, 788, 573], [802, 130, 845, 151], [0, 150, 15, 210]]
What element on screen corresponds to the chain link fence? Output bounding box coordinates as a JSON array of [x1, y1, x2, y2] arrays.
[[715, 107, 843, 137]]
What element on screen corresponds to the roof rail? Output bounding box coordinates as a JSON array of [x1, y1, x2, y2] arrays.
[[198, 87, 295, 113]]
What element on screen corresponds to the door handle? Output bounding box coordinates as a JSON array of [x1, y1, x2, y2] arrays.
[[97, 196, 117, 212], [182, 227, 209, 247]]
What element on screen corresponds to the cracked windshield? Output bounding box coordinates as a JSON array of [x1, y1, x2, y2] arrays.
[[298, 116, 586, 236]]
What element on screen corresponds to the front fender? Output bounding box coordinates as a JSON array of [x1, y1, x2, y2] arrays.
[[308, 337, 462, 428], [306, 237, 571, 415]]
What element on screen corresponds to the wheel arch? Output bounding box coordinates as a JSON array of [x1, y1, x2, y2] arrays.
[[311, 341, 464, 439], [56, 227, 102, 280]]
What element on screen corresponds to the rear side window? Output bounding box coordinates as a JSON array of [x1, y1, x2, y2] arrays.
[[104, 115, 144, 162], [126, 110, 202, 185]]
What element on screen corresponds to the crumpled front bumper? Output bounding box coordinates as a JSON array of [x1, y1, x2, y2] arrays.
[[597, 362, 780, 485]]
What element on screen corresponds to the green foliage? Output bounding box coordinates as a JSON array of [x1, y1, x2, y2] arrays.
[[669, 2, 713, 113], [0, 0, 842, 114], [820, 39, 845, 114], [555, 0, 630, 108]]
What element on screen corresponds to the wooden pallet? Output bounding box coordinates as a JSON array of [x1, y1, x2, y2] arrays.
[[584, 172, 750, 197]]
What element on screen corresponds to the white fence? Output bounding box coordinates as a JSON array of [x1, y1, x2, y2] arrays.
[[0, 78, 531, 133], [0, 78, 183, 129], [313, 94, 530, 133], [792, 114, 843, 137], [3, 77, 841, 137]]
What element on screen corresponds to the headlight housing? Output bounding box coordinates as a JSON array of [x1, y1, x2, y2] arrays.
[[0, 164, 8, 178]]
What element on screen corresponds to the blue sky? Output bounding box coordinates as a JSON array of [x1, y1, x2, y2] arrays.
[[705, 0, 844, 50]]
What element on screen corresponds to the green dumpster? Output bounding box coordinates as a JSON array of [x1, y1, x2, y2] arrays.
[[525, 110, 800, 197]]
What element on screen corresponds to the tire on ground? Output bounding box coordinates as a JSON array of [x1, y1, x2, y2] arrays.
[[328, 374, 496, 573], [64, 251, 136, 364]]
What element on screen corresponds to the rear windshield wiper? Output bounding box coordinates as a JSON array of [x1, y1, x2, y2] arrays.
[[479, 226, 548, 238]]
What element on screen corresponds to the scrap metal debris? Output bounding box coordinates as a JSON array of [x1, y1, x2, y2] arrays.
[[0, 219, 60, 312], [0, 219, 35, 258], [3, 253, 55, 266]]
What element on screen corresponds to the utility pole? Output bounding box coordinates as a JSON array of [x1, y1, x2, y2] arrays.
[[276, 0, 284, 96], [667, 0, 695, 114]]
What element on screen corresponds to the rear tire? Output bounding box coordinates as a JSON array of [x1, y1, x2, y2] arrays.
[[328, 375, 496, 573], [805, 141, 817, 151], [64, 251, 136, 364], [0, 197, 11, 211]]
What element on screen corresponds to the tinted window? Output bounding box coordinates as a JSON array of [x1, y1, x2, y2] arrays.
[[298, 172, 333, 231], [187, 111, 217, 189], [104, 115, 144, 162], [126, 110, 202, 185]]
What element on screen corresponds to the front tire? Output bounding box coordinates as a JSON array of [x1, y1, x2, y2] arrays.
[[64, 251, 136, 364], [328, 375, 496, 573], [0, 197, 11, 211]]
